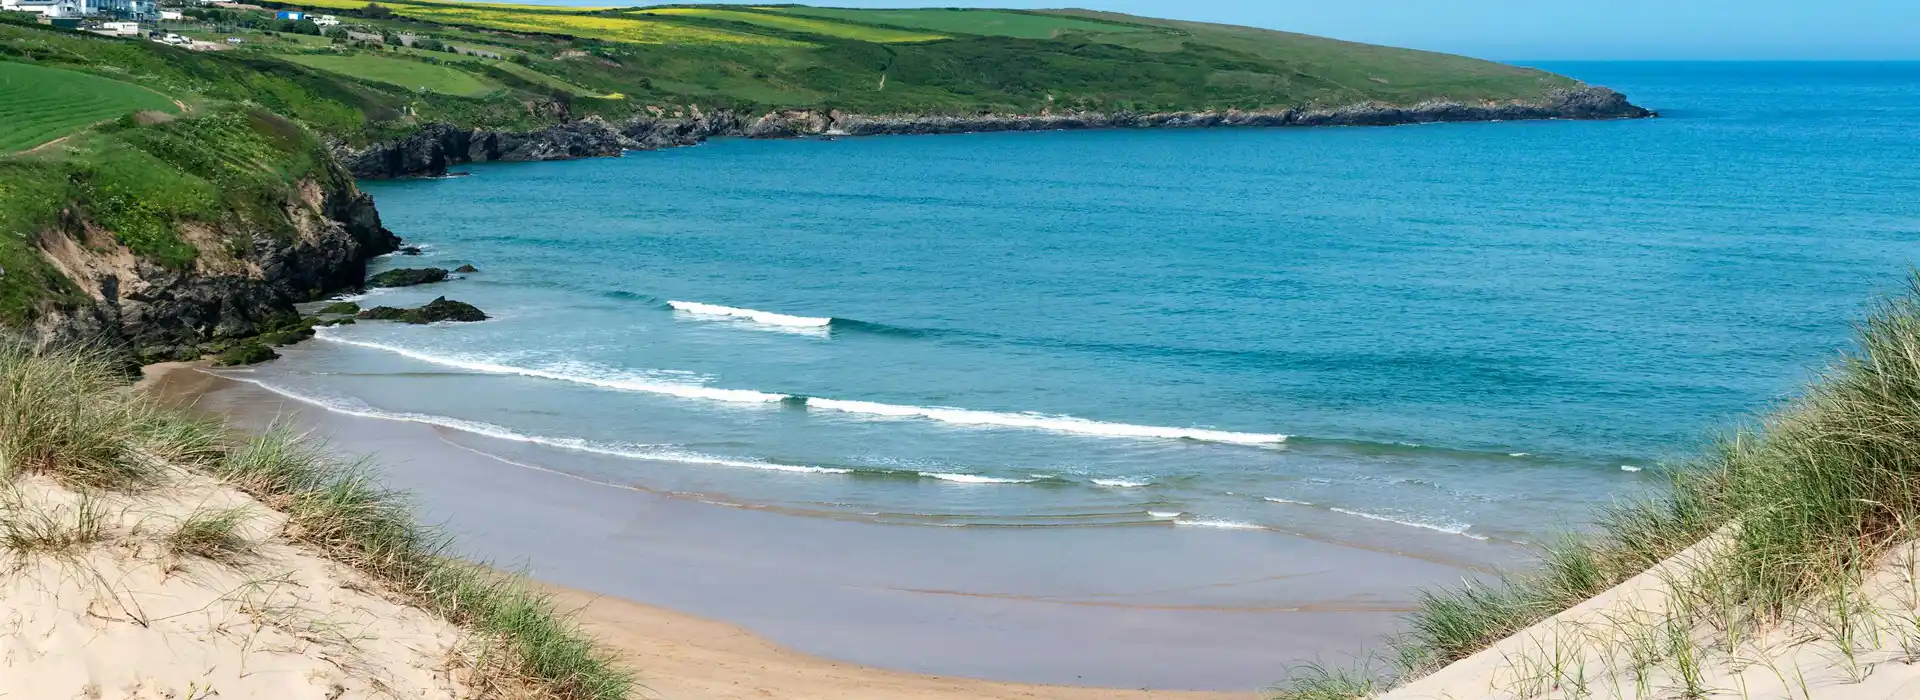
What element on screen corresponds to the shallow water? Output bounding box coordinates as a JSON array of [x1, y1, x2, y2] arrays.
[[248, 61, 1919, 556]]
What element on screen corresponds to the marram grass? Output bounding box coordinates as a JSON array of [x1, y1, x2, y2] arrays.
[[1277, 275, 1920, 698], [0, 340, 632, 700]]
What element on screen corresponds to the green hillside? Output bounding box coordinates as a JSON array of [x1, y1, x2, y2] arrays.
[[1, 2, 1593, 146], [0, 61, 179, 152]]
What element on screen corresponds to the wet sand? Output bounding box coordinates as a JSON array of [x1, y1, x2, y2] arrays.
[[152, 364, 1474, 692]]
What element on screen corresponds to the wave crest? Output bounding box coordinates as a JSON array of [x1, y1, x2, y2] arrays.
[[668, 300, 831, 328]]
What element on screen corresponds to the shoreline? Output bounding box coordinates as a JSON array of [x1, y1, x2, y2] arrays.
[[145, 359, 1475, 693], [341, 86, 1654, 179]]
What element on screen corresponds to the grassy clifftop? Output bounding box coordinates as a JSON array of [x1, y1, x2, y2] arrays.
[[4, 3, 1610, 149]]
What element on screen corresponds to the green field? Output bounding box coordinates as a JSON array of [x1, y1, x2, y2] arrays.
[[632, 7, 947, 43], [280, 52, 503, 97], [766, 6, 1142, 39], [0, 60, 179, 152]]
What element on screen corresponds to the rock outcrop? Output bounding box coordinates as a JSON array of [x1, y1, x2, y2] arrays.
[[367, 267, 448, 288], [39, 159, 401, 363], [356, 297, 486, 324], [337, 86, 1654, 179]]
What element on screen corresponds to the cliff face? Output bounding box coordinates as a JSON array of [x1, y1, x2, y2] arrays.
[[38, 159, 399, 362], [339, 86, 1653, 179]]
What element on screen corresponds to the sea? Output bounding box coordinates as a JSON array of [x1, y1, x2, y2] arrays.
[[237, 61, 1917, 573]]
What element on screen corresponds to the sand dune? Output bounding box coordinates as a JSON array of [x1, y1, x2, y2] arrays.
[[0, 469, 472, 699]]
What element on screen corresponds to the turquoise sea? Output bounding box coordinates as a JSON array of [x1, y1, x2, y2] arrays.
[[240, 61, 1918, 565]]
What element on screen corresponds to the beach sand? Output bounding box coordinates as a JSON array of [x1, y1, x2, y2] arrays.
[[545, 584, 1251, 700], [147, 362, 1469, 694]]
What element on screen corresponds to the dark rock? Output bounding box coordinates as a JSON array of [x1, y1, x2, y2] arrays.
[[367, 268, 448, 288], [215, 343, 278, 366], [316, 317, 356, 327], [334, 86, 1650, 179], [357, 306, 408, 321], [404, 297, 487, 324], [318, 301, 361, 315], [398, 246, 423, 256], [453, 264, 478, 274], [41, 159, 402, 361], [259, 326, 316, 346]]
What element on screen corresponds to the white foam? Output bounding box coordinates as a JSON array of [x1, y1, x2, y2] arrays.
[[1262, 497, 1313, 506], [806, 398, 1286, 445], [1508, 452, 1530, 457], [1619, 465, 1644, 472], [1329, 507, 1488, 541], [1174, 519, 1268, 530], [320, 330, 1283, 446], [1091, 478, 1151, 488], [1147, 511, 1182, 518], [920, 472, 1032, 484], [668, 300, 831, 328], [316, 331, 788, 404], [219, 375, 848, 475]]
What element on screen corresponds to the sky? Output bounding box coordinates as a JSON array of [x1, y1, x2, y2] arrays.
[[578, 1, 1919, 61]]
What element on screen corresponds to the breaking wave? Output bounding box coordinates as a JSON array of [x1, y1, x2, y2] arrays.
[[312, 331, 1285, 446], [668, 300, 832, 328]]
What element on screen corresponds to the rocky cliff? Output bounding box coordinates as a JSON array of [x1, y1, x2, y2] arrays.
[[339, 86, 1653, 179], [38, 158, 400, 363]]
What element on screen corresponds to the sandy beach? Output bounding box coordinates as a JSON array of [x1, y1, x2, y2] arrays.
[[143, 359, 1477, 694]]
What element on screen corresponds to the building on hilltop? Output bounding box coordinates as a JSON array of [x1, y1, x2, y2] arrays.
[[2, 0, 154, 19]]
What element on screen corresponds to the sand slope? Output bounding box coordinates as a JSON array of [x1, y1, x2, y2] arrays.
[[1384, 532, 1920, 700], [0, 470, 472, 699]]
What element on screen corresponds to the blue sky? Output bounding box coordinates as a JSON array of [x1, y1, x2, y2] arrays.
[[562, 1, 1916, 60]]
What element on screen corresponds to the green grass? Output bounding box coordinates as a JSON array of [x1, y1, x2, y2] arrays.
[[767, 6, 1142, 39], [1279, 276, 1920, 697], [280, 52, 504, 97], [0, 60, 178, 152], [633, 7, 948, 43]]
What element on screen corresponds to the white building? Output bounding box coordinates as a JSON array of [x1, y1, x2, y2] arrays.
[[1, 0, 83, 18], [158, 8, 180, 19], [312, 14, 338, 26], [2, 0, 154, 19]]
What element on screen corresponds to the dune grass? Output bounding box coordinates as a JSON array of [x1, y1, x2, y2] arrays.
[[0, 338, 632, 700], [1277, 276, 1920, 697], [166, 505, 254, 562]]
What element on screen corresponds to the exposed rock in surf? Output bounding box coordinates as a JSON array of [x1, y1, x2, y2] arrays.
[[355, 297, 486, 324], [453, 264, 478, 274], [367, 268, 447, 288], [356, 306, 408, 321], [214, 342, 277, 366], [407, 297, 487, 323], [318, 301, 361, 315], [398, 246, 423, 256]]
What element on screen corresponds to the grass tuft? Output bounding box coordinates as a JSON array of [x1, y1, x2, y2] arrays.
[[0, 339, 163, 490], [165, 505, 254, 563], [1, 488, 111, 557]]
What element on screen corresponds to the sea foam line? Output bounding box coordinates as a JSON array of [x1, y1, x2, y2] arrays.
[[316, 332, 786, 404], [1328, 507, 1488, 541], [668, 300, 831, 328], [218, 375, 850, 475], [314, 331, 1285, 446], [1091, 478, 1152, 488], [805, 398, 1286, 445]]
